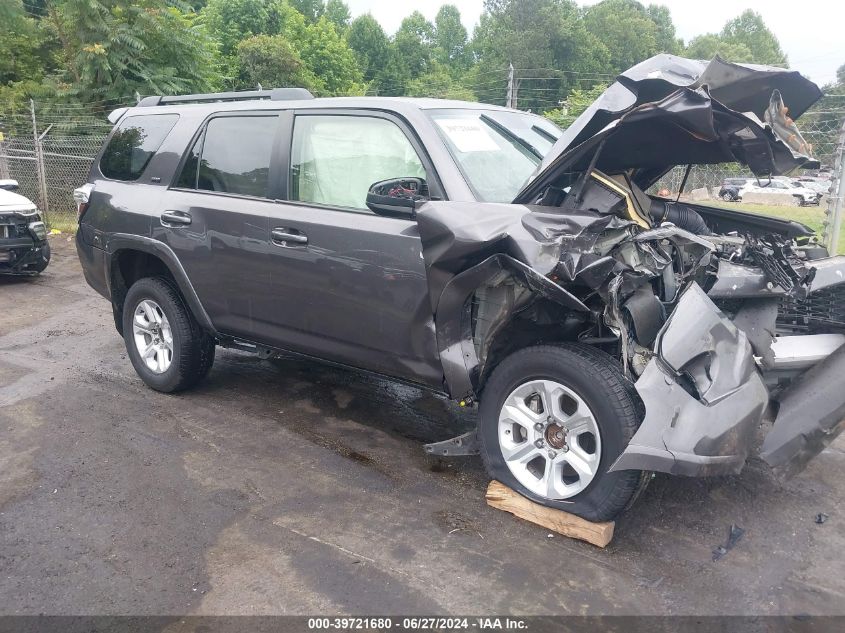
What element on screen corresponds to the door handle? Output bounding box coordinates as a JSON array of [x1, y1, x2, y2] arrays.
[[161, 211, 192, 227], [271, 228, 308, 246]]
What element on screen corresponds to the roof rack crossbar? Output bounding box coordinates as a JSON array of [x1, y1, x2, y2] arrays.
[[137, 88, 314, 107]]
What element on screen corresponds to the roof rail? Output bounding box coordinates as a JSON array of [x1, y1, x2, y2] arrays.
[[137, 88, 314, 107]]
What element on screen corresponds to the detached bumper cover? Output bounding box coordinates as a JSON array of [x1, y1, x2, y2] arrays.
[[0, 237, 50, 274], [760, 343, 845, 478], [611, 284, 769, 476]]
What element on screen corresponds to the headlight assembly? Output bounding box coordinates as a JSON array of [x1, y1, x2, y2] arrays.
[[28, 221, 47, 241]]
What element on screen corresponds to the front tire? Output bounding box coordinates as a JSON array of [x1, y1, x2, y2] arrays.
[[122, 277, 215, 393], [479, 344, 644, 522]]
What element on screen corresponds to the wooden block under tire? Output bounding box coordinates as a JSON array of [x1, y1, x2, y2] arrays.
[[485, 480, 615, 548]]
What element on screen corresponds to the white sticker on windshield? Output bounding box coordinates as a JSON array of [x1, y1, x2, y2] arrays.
[[435, 118, 499, 153]]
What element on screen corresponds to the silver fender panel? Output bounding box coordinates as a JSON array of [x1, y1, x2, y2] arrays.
[[610, 284, 769, 476]]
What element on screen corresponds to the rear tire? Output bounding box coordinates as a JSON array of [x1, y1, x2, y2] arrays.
[[478, 344, 644, 522], [122, 277, 215, 393]]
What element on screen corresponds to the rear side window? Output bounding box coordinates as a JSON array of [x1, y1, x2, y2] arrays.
[[100, 114, 179, 181], [176, 116, 277, 198]]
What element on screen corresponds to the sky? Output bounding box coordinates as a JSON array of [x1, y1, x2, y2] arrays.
[[343, 0, 845, 86]]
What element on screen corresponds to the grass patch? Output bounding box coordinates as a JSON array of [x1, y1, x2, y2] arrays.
[[707, 201, 844, 254], [45, 217, 78, 234]]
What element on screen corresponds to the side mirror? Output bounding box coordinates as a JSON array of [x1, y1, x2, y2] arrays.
[[0, 179, 19, 192], [366, 177, 427, 219]]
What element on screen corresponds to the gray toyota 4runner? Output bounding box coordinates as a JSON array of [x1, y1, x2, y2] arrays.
[[76, 55, 845, 521]]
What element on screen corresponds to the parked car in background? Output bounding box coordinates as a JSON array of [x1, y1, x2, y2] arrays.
[[0, 179, 50, 275], [718, 177, 753, 201], [718, 184, 742, 201], [739, 179, 821, 205], [795, 177, 832, 195], [723, 177, 753, 188]]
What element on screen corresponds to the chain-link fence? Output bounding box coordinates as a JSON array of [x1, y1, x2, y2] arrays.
[[653, 111, 845, 191], [2, 95, 845, 247], [0, 133, 108, 231], [648, 100, 845, 252], [0, 101, 113, 231]]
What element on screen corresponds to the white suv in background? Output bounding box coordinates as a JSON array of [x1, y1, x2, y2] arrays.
[[0, 179, 51, 275], [739, 179, 821, 205]]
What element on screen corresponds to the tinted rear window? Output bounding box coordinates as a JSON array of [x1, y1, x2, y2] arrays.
[[178, 116, 276, 198], [100, 114, 179, 181]]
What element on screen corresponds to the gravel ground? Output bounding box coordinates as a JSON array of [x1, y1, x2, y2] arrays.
[[0, 236, 843, 616]]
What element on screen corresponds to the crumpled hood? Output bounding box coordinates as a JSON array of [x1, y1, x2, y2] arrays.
[[515, 54, 823, 203]]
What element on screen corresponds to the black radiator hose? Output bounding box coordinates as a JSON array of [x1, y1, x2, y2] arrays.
[[649, 199, 711, 235]]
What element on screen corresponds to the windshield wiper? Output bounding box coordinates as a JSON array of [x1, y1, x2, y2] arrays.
[[480, 114, 542, 160]]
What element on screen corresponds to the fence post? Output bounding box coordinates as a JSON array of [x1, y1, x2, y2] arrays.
[[0, 136, 9, 180], [824, 118, 845, 255], [30, 99, 50, 224]]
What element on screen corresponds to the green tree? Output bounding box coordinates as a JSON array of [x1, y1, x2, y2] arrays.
[[46, 0, 219, 106], [289, 0, 323, 22], [236, 34, 321, 92], [685, 34, 753, 63], [373, 45, 413, 96], [0, 2, 51, 85], [582, 0, 660, 74], [285, 14, 365, 95], [200, 0, 292, 58], [393, 11, 435, 80], [346, 14, 390, 84], [543, 83, 607, 128], [324, 0, 350, 32], [645, 4, 682, 54], [472, 0, 611, 110], [406, 62, 475, 100], [720, 10, 787, 66], [433, 5, 469, 71], [683, 10, 787, 66]]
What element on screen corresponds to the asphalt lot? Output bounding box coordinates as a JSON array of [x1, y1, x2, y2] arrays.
[[1, 236, 844, 616]]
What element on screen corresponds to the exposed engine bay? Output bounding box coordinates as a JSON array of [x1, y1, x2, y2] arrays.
[[417, 55, 845, 482]]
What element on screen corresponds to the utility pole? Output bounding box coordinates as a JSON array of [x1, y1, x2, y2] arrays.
[[824, 117, 845, 254], [506, 63, 517, 110]]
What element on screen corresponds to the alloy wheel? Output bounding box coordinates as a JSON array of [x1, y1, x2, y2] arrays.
[[132, 299, 174, 374], [498, 379, 602, 500]]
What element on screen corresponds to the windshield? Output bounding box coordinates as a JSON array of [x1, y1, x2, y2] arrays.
[[428, 109, 561, 203]]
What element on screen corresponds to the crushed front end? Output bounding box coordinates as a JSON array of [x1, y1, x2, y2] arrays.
[[0, 211, 50, 275], [419, 54, 845, 482], [0, 185, 51, 275]]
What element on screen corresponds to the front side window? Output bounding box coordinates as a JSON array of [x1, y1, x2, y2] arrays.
[[290, 115, 426, 210], [428, 109, 559, 203], [100, 114, 179, 181], [176, 115, 277, 198]]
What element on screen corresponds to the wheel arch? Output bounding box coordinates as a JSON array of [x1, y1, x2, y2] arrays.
[[105, 234, 216, 336], [433, 253, 591, 401]]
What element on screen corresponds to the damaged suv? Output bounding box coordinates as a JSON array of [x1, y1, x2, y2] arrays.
[[1, 179, 50, 275], [76, 56, 844, 521]]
